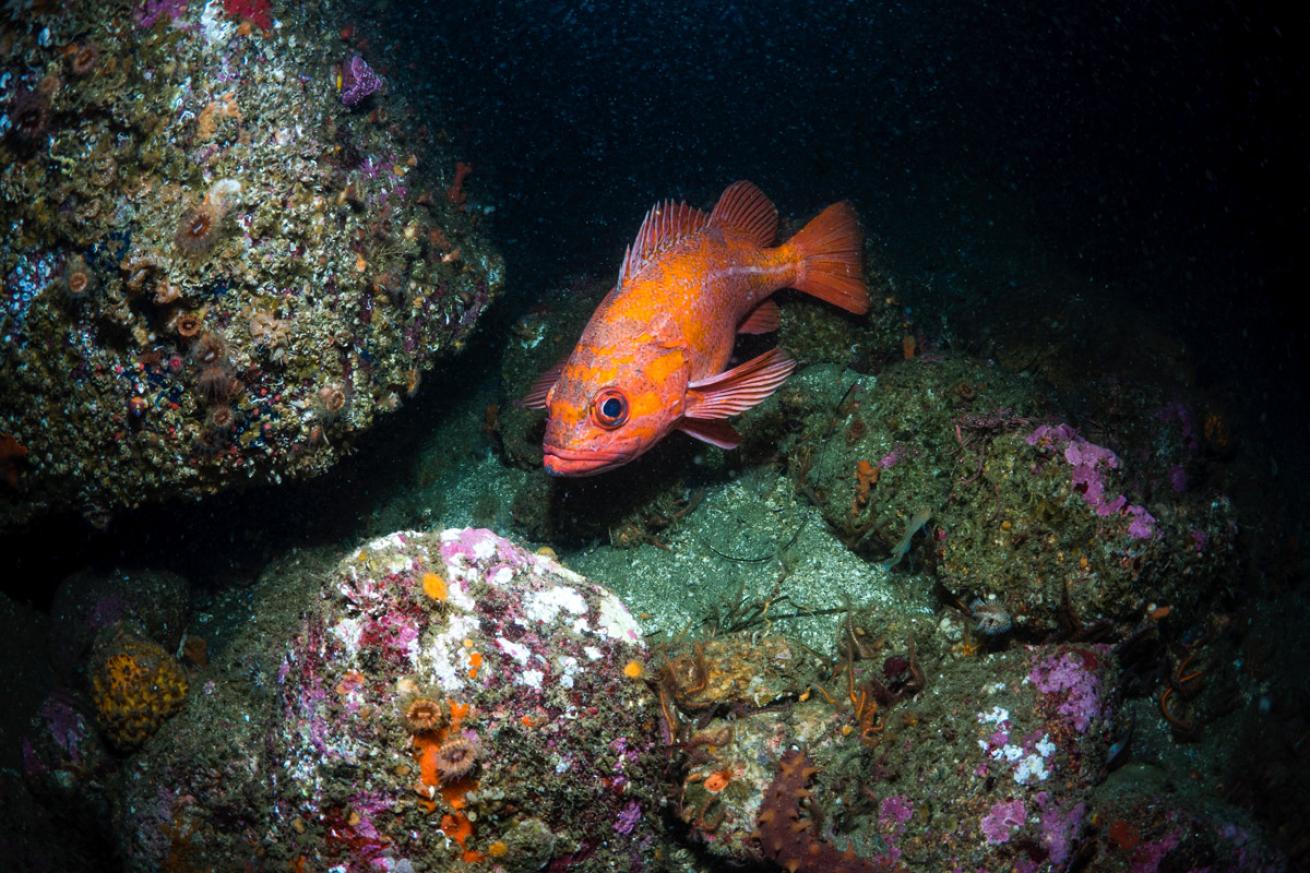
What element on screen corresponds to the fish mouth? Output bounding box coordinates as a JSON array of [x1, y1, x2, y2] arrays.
[[542, 444, 630, 476]]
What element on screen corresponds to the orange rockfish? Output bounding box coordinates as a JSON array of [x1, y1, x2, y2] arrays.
[[522, 180, 868, 476]]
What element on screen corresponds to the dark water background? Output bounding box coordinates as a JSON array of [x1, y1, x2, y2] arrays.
[[410, 0, 1305, 333], [4, 0, 1306, 599]]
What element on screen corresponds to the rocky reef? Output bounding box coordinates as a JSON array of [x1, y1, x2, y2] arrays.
[[0, 0, 503, 528]]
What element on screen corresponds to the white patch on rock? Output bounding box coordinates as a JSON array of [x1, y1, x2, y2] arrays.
[[200, 0, 235, 45], [330, 616, 363, 655], [522, 585, 589, 625], [521, 668, 544, 689], [1014, 753, 1050, 784], [422, 612, 482, 693], [594, 592, 642, 642], [1035, 734, 1056, 758], [557, 655, 579, 689], [496, 637, 532, 665]]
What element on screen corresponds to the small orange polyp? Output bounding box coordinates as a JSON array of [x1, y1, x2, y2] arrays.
[[422, 571, 448, 601], [703, 768, 733, 793]]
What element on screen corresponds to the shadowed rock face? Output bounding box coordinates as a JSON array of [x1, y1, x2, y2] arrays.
[[0, 0, 502, 530]]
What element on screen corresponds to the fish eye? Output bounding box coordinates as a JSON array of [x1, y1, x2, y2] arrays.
[[591, 388, 629, 429]]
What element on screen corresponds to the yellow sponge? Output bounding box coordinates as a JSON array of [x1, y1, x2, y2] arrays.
[[90, 631, 188, 750]]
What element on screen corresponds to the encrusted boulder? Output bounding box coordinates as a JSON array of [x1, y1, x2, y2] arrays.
[[794, 357, 1237, 637], [670, 632, 1121, 872], [112, 528, 665, 872], [0, 0, 503, 528]]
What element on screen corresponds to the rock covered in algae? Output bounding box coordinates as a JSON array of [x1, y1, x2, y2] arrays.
[[0, 0, 504, 528], [112, 528, 665, 872], [666, 631, 1122, 871], [47, 567, 190, 682], [795, 357, 1237, 637]]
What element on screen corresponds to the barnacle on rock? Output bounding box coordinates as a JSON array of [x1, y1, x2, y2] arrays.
[[316, 383, 347, 420], [120, 253, 166, 296], [153, 281, 181, 306]]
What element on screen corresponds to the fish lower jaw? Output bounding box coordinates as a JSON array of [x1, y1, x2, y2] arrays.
[[542, 444, 628, 476]]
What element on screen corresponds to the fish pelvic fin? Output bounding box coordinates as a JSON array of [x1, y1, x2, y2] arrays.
[[678, 418, 742, 450], [709, 180, 778, 247], [782, 201, 869, 315], [684, 347, 796, 419], [738, 299, 781, 335]]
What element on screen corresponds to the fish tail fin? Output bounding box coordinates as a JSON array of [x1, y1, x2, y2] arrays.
[[783, 201, 868, 314]]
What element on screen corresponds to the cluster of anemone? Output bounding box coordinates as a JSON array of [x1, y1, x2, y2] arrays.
[[403, 697, 480, 784], [189, 332, 240, 439]]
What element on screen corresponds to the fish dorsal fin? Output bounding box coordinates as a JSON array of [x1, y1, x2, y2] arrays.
[[617, 199, 709, 287], [709, 180, 778, 247]]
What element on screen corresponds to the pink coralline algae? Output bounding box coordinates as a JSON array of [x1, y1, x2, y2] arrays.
[[879, 794, 913, 830], [1026, 423, 1157, 538], [614, 801, 642, 834], [135, 0, 188, 28], [340, 55, 383, 107], [981, 798, 1027, 844], [1035, 792, 1085, 866], [1028, 649, 1103, 733]]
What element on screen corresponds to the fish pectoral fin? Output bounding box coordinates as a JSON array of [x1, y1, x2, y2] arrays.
[[678, 418, 742, 450], [684, 347, 796, 419], [737, 299, 781, 335], [518, 358, 567, 409]]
